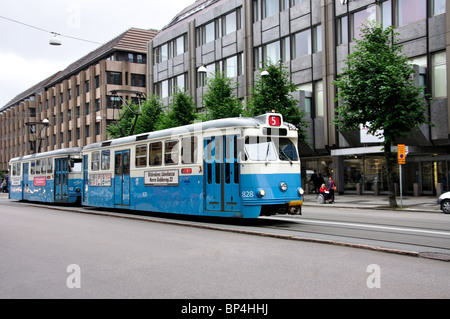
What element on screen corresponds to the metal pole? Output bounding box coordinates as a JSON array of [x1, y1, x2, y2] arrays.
[[399, 164, 403, 208]]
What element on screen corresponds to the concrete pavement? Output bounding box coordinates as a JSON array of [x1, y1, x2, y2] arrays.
[[303, 192, 443, 213]]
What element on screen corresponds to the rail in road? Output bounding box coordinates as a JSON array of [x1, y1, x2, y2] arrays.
[[3, 197, 450, 261]]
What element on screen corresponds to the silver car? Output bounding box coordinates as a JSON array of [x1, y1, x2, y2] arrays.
[[437, 192, 450, 214]]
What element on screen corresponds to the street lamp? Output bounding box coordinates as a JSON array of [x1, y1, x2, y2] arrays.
[[261, 70, 269, 76], [198, 65, 208, 73], [49, 33, 62, 46]]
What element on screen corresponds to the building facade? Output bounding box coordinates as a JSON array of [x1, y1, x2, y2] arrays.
[[149, 0, 450, 195], [2, 1, 449, 196], [0, 28, 157, 172]]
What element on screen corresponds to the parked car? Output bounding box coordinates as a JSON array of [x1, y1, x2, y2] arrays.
[[437, 192, 450, 214]]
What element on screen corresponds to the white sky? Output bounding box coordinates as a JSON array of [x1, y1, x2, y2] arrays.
[[0, 0, 192, 107]]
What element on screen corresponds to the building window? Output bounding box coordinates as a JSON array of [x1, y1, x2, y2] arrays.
[[223, 10, 238, 35], [313, 25, 322, 53], [432, 51, 447, 99], [314, 80, 324, 117], [337, 16, 348, 45], [434, 0, 446, 15], [175, 35, 186, 56], [198, 21, 216, 46], [264, 0, 280, 19], [293, 29, 311, 58], [398, 0, 426, 26], [382, 0, 392, 29], [106, 71, 122, 85], [352, 7, 376, 40], [131, 74, 146, 87]]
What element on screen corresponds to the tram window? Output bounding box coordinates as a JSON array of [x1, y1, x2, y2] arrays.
[[149, 142, 162, 166], [92, 152, 100, 171], [136, 145, 147, 168], [123, 152, 130, 175], [181, 136, 197, 164], [101, 150, 110, 170], [47, 158, 53, 173], [115, 153, 122, 175], [276, 138, 299, 161], [71, 159, 82, 172], [30, 161, 36, 175], [165, 140, 179, 165], [36, 160, 41, 175], [244, 137, 277, 161], [41, 159, 46, 174]]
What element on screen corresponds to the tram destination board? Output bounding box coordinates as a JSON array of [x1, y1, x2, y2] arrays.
[[144, 169, 179, 186]]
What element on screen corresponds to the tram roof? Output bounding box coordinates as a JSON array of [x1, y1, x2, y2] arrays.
[[83, 115, 293, 151], [9, 147, 83, 163]]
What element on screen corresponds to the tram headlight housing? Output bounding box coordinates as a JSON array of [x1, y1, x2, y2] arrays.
[[298, 187, 304, 196], [279, 182, 288, 192], [257, 188, 266, 197]]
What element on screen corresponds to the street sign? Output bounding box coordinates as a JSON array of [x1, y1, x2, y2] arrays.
[[398, 144, 406, 165]]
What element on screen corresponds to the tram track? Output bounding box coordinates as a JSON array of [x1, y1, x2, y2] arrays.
[[259, 215, 450, 257]]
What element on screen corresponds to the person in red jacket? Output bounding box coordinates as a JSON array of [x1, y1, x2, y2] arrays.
[[319, 183, 332, 203]]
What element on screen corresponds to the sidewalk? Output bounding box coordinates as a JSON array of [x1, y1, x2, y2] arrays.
[[303, 193, 442, 213]]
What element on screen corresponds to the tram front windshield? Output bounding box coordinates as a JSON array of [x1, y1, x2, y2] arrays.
[[245, 137, 298, 162]]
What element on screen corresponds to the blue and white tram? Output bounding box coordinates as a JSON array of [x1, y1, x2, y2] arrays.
[[82, 113, 303, 218], [9, 148, 83, 204]]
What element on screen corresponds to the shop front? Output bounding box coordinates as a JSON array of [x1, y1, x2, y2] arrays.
[[303, 148, 450, 196]]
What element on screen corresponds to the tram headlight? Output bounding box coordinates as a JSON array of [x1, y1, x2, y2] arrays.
[[257, 188, 266, 197], [279, 182, 288, 192], [298, 187, 304, 196]]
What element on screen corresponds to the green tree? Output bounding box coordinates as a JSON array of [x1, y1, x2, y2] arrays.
[[247, 62, 309, 143], [156, 89, 198, 130], [332, 23, 431, 208], [201, 71, 244, 120], [106, 95, 163, 138]]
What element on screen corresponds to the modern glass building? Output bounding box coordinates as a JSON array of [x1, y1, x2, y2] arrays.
[[148, 0, 449, 196]]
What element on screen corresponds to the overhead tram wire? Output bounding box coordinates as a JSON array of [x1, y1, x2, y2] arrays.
[[0, 15, 102, 45]]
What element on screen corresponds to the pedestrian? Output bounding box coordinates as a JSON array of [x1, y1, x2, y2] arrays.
[[319, 183, 332, 203], [328, 176, 336, 203], [1, 180, 7, 193], [315, 173, 324, 195], [310, 170, 318, 194]]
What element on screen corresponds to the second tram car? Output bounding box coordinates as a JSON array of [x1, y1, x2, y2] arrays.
[[82, 113, 303, 218], [9, 148, 83, 204]]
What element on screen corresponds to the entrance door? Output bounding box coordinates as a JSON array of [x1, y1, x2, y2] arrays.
[[22, 162, 29, 200], [114, 150, 130, 206], [55, 158, 69, 201], [204, 136, 240, 212]]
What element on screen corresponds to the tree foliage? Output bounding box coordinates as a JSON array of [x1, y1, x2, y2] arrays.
[[107, 95, 163, 138], [247, 62, 309, 143], [156, 89, 197, 130], [201, 71, 244, 120], [332, 23, 431, 207]]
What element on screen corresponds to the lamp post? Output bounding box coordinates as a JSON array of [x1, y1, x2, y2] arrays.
[[25, 118, 49, 154]]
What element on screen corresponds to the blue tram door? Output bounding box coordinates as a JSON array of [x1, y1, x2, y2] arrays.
[[204, 136, 240, 212], [22, 163, 29, 200], [83, 155, 88, 203], [55, 158, 69, 201], [114, 150, 130, 206]]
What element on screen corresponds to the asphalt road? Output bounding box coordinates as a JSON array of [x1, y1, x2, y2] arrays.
[[1, 199, 449, 299]]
